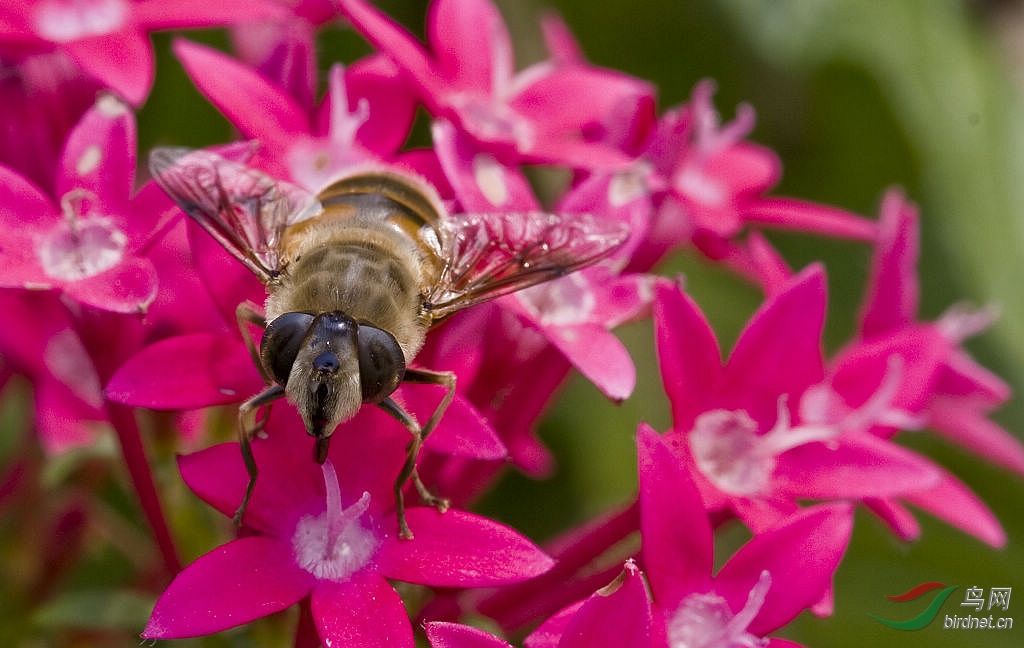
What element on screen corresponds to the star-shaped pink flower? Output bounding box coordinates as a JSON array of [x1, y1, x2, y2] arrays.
[[0, 0, 288, 105], [337, 0, 653, 169], [654, 267, 944, 533], [524, 426, 853, 648], [0, 94, 159, 314], [143, 413, 553, 644]]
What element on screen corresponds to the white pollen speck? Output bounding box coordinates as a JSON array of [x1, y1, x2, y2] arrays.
[[219, 388, 237, 396], [473, 153, 510, 207], [76, 145, 102, 176], [95, 93, 128, 117]]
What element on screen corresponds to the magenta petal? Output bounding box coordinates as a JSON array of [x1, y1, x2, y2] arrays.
[[337, 0, 440, 100], [742, 197, 876, 241], [427, 0, 509, 91], [133, 0, 289, 28], [57, 95, 135, 210], [774, 435, 941, 499], [312, 573, 414, 648], [637, 424, 712, 609], [377, 508, 553, 587], [426, 622, 514, 648], [173, 39, 309, 149], [904, 473, 1006, 548], [143, 536, 312, 639], [422, 394, 506, 460], [653, 281, 722, 429], [106, 333, 262, 408], [928, 396, 1024, 475], [63, 256, 157, 313], [715, 504, 853, 636], [724, 266, 826, 423], [864, 498, 921, 541], [546, 323, 635, 401], [0, 163, 56, 229], [859, 189, 919, 337], [65, 32, 153, 106], [557, 562, 653, 648]]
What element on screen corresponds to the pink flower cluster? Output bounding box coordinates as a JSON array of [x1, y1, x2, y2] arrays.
[[0, 0, 1018, 646]]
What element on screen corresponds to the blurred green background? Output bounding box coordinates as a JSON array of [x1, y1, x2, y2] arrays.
[[2, 0, 1022, 645]]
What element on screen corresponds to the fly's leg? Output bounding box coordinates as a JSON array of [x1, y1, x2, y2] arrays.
[[237, 302, 271, 384], [378, 368, 455, 540], [402, 368, 456, 508], [234, 384, 285, 526]]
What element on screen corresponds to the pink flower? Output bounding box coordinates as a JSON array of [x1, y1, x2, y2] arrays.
[[336, 0, 653, 169], [818, 189, 1015, 546], [0, 94, 158, 314], [143, 413, 553, 644], [654, 267, 944, 533], [171, 37, 418, 189], [524, 426, 853, 648], [0, 0, 288, 105]]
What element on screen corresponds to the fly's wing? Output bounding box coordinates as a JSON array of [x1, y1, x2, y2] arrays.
[[424, 211, 629, 321], [148, 147, 322, 282]]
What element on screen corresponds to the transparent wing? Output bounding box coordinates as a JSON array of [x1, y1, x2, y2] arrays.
[[425, 211, 629, 320], [148, 147, 322, 282]]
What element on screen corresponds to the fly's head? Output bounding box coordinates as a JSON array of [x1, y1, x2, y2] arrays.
[[260, 311, 406, 462]]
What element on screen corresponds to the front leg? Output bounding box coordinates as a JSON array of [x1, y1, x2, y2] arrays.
[[234, 384, 285, 526], [378, 368, 456, 539]]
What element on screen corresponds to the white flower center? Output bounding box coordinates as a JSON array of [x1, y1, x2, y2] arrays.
[[37, 191, 126, 282], [33, 0, 129, 42], [667, 570, 771, 648], [291, 462, 377, 582], [690, 397, 839, 497]]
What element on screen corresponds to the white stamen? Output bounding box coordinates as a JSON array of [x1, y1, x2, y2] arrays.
[[291, 462, 376, 582], [473, 153, 510, 207], [76, 145, 102, 176], [37, 190, 126, 281], [33, 0, 129, 43], [667, 570, 771, 648]]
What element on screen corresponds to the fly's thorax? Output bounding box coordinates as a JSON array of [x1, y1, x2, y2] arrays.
[[266, 221, 430, 363]]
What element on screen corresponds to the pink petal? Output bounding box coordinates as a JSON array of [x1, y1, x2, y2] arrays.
[[426, 622, 513, 648], [724, 265, 826, 425], [510, 65, 655, 135], [56, 95, 135, 213], [173, 39, 309, 150], [539, 12, 584, 65], [312, 573, 414, 648], [337, 0, 441, 101], [0, 163, 56, 229], [376, 508, 553, 587], [35, 377, 106, 453], [715, 503, 853, 636], [105, 333, 262, 408], [546, 323, 635, 402], [927, 396, 1024, 475], [63, 256, 157, 313], [936, 348, 1010, 403], [133, 0, 289, 28], [742, 197, 877, 241], [342, 55, 418, 156], [432, 119, 540, 211], [904, 473, 1006, 547], [143, 536, 312, 639], [426, 0, 510, 91], [859, 188, 918, 337], [774, 434, 941, 499], [707, 142, 780, 196], [638, 424, 713, 609], [420, 393, 507, 460], [65, 31, 153, 106], [557, 562, 653, 648], [653, 281, 722, 430], [863, 498, 920, 541], [524, 602, 583, 648]]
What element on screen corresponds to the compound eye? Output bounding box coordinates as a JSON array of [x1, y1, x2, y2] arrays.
[[356, 325, 405, 403], [261, 312, 315, 385]]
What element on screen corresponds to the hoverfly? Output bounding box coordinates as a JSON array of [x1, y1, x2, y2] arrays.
[[149, 147, 628, 538]]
